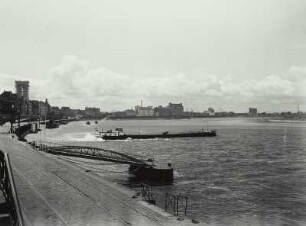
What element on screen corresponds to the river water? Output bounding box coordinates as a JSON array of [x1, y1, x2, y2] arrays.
[[26, 118, 306, 226]]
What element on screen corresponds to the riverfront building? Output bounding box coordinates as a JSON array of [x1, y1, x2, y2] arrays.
[[0, 91, 18, 115], [249, 107, 258, 116], [84, 107, 101, 118], [154, 106, 171, 117], [29, 99, 50, 117], [135, 105, 154, 117], [0, 81, 51, 120], [0, 90, 30, 117], [167, 103, 184, 117], [15, 81, 29, 101], [153, 103, 184, 118]]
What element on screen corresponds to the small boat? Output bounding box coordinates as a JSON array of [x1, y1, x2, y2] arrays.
[[60, 120, 68, 125], [86, 121, 90, 125], [46, 119, 59, 129], [97, 128, 216, 140], [95, 121, 98, 124]]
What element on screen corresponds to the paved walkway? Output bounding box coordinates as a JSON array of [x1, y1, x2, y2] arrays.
[[0, 133, 201, 226]]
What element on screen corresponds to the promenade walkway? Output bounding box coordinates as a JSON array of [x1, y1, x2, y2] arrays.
[[0, 132, 201, 226]]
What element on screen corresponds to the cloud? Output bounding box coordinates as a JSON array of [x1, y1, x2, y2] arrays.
[[1, 55, 306, 112]]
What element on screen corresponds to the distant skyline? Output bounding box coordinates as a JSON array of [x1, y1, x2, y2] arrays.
[[1, 0, 306, 112]]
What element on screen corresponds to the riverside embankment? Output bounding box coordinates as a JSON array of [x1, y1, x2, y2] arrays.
[[24, 118, 306, 225], [0, 131, 200, 225]]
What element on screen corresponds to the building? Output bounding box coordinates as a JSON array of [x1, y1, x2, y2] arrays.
[[167, 103, 184, 117], [249, 107, 258, 116], [281, 111, 294, 118], [214, 111, 234, 117], [125, 109, 137, 117], [111, 109, 137, 118], [0, 90, 31, 117], [0, 91, 18, 115], [30, 100, 50, 117], [153, 103, 185, 118], [15, 81, 29, 101], [61, 107, 73, 118], [84, 107, 101, 118], [1, 81, 54, 120], [154, 106, 171, 117], [71, 109, 82, 119], [15, 81, 32, 116], [0, 91, 19, 125], [135, 105, 154, 117], [50, 106, 62, 118], [26, 100, 33, 116]]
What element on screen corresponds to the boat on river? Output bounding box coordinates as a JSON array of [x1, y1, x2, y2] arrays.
[[46, 119, 59, 129], [97, 128, 216, 140]]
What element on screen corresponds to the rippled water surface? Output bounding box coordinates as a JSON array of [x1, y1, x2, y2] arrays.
[[27, 118, 306, 225]]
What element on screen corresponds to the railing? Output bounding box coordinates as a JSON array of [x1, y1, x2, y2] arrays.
[[140, 183, 156, 205], [0, 150, 23, 226], [140, 183, 188, 217], [34, 142, 150, 167], [165, 193, 188, 216]]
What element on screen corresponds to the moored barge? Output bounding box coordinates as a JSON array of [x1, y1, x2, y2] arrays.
[[97, 128, 216, 140]]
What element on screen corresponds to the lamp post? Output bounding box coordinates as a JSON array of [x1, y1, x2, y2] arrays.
[[17, 109, 20, 128], [10, 103, 15, 133]]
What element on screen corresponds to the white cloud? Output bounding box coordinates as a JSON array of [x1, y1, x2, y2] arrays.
[[1, 55, 306, 112]]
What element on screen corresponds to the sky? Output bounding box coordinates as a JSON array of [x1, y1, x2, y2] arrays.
[[1, 0, 306, 112]]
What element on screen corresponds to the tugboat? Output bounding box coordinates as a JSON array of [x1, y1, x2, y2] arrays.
[[97, 128, 216, 140], [86, 121, 90, 125]]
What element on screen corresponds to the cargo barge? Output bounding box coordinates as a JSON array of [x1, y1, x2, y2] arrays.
[[97, 128, 216, 140]]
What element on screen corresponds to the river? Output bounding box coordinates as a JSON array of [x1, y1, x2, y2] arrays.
[[26, 117, 306, 226]]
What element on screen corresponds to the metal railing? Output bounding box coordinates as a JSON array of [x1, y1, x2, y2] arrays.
[[165, 193, 188, 216], [140, 183, 156, 205], [0, 150, 23, 226], [140, 183, 188, 216], [34, 142, 150, 167]]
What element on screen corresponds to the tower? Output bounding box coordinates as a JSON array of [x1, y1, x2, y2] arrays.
[[15, 81, 29, 101]]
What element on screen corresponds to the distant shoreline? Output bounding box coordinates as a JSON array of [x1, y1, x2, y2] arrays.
[[259, 117, 306, 122], [106, 115, 306, 121]]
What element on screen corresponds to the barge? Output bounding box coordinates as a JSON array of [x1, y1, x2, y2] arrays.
[[97, 128, 216, 140]]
